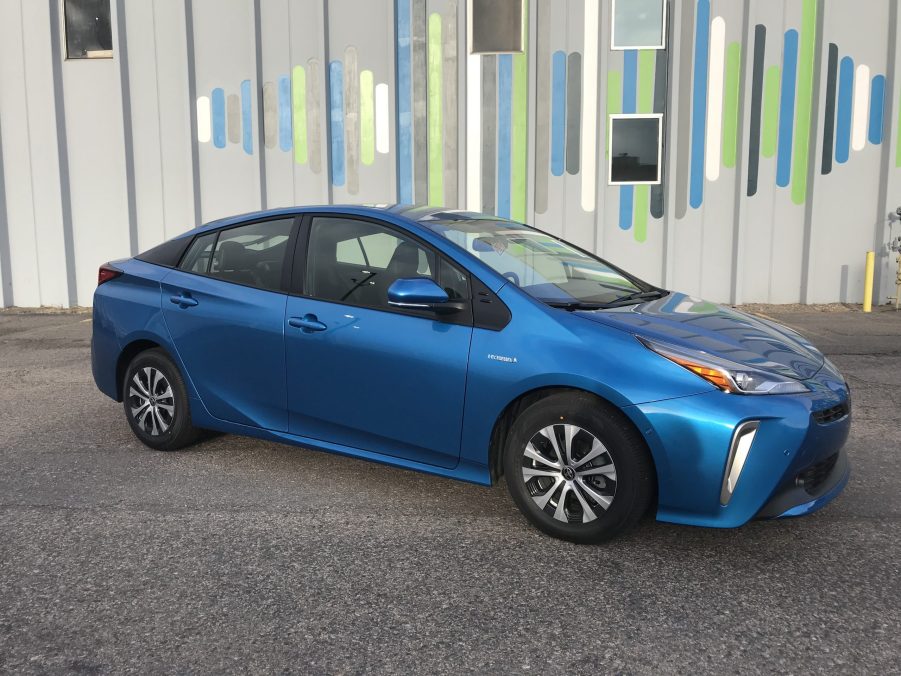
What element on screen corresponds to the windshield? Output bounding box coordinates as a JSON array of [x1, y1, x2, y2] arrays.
[[417, 214, 660, 307]]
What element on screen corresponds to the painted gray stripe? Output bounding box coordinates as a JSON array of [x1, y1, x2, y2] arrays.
[[821, 43, 838, 175], [565, 52, 581, 175], [442, 3, 458, 208], [481, 55, 497, 214], [0, 115, 11, 305], [252, 0, 267, 207], [411, 0, 428, 203], [184, 0, 202, 225], [307, 57, 323, 175], [263, 82, 278, 149], [227, 94, 241, 144], [674, 0, 695, 219], [746, 24, 765, 196], [115, 0, 138, 255], [344, 46, 360, 195], [534, 0, 550, 214], [651, 49, 667, 218]]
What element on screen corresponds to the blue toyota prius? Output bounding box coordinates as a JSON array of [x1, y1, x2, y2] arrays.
[[92, 205, 851, 543]]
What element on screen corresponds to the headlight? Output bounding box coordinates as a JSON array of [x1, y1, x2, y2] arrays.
[[638, 337, 810, 395]]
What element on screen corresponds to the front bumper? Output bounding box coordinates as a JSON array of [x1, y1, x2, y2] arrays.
[[627, 362, 851, 528]]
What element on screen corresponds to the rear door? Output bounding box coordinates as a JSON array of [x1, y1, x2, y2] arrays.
[[160, 216, 298, 431], [283, 215, 473, 468]]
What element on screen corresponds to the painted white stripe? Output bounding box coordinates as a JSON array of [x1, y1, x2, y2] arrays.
[[375, 83, 390, 154], [705, 16, 726, 181], [851, 63, 870, 151], [466, 53, 482, 211], [196, 96, 211, 143], [580, 0, 599, 212]]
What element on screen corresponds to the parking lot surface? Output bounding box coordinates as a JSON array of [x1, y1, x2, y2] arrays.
[[1, 307, 899, 674]]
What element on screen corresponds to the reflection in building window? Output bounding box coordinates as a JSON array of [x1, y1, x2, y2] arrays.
[[608, 114, 663, 185], [611, 0, 666, 50], [64, 0, 113, 59], [469, 0, 524, 54]]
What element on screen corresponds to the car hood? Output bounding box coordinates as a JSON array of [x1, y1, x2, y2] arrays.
[[575, 292, 824, 380]]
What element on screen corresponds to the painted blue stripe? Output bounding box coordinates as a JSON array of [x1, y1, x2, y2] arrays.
[[619, 186, 634, 230], [689, 0, 710, 209], [835, 56, 854, 163], [550, 50, 567, 177], [775, 30, 798, 187], [328, 60, 346, 187], [620, 49, 639, 230], [622, 50, 637, 114], [497, 55, 513, 218], [240, 80, 253, 155], [211, 88, 226, 149], [278, 75, 292, 152], [396, 0, 413, 203], [868, 74, 886, 145]]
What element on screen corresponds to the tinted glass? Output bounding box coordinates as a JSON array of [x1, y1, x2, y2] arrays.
[[179, 233, 217, 274], [470, 0, 523, 54], [135, 237, 192, 268], [612, 0, 665, 49], [609, 116, 662, 184], [65, 0, 113, 59], [419, 217, 646, 305], [206, 219, 294, 291], [306, 217, 440, 310]]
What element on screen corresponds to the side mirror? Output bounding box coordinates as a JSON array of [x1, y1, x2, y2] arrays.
[[387, 278, 463, 313]]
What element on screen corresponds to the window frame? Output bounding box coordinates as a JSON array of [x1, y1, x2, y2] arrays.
[[607, 113, 664, 186], [292, 213, 474, 326], [174, 215, 302, 294], [610, 0, 668, 51], [467, 0, 525, 55], [63, 0, 114, 60]]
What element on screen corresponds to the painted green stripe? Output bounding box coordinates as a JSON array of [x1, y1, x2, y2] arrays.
[[634, 184, 649, 243], [606, 70, 622, 158], [637, 50, 655, 113], [511, 0, 528, 222], [427, 13, 443, 205], [762, 65, 780, 158], [360, 69, 375, 166], [722, 42, 741, 168], [896, 86, 901, 167], [292, 66, 307, 164], [791, 0, 817, 204]]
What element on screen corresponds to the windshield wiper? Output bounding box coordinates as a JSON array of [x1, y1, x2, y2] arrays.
[[544, 300, 609, 311], [606, 289, 668, 305], [544, 289, 668, 311]]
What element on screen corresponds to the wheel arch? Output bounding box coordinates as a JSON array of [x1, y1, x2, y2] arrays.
[[486, 386, 660, 495], [115, 339, 173, 401]]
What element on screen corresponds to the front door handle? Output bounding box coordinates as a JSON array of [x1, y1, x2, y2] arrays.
[[170, 294, 199, 308], [288, 314, 327, 332]]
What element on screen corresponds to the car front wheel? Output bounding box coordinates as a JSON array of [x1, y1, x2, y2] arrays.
[[503, 391, 655, 544]]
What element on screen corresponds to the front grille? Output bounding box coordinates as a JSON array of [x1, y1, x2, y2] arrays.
[[795, 453, 839, 495], [812, 400, 849, 424]]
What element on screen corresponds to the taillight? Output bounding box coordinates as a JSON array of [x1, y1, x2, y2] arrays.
[[98, 264, 123, 285]]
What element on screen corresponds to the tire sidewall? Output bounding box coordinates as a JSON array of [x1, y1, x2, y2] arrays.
[[123, 349, 192, 451], [503, 393, 652, 544]]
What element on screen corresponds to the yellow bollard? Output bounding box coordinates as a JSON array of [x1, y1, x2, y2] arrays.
[[863, 251, 875, 313]]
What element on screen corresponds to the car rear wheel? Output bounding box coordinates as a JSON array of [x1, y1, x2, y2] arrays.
[[503, 391, 654, 544], [123, 348, 202, 451]]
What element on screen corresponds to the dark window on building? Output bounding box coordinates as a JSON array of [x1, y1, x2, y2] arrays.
[[611, 0, 666, 50], [64, 0, 113, 59], [469, 0, 523, 54], [608, 115, 663, 185]]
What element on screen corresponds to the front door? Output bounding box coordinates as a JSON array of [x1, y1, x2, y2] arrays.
[[160, 217, 297, 431], [284, 215, 473, 468]]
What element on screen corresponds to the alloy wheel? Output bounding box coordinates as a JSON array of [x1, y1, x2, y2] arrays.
[[128, 367, 175, 437], [521, 424, 618, 524]]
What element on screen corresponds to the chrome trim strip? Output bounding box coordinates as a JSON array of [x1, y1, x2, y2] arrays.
[[720, 420, 760, 506]]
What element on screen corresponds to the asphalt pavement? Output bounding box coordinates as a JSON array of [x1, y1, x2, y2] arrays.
[[1, 307, 899, 674]]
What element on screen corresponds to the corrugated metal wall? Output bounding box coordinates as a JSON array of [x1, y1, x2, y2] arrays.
[[1, 0, 899, 308]]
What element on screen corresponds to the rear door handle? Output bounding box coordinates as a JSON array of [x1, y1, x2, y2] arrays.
[[288, 315, 327, 332], [170, 294, 199, 308]]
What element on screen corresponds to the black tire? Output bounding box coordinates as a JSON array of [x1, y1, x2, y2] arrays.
[[122, 348, 202, 451], [503, 391, 654, 544]]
